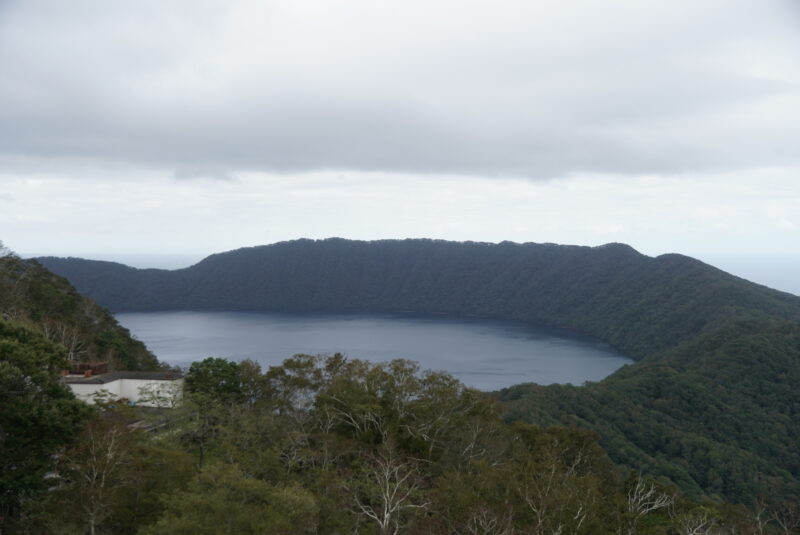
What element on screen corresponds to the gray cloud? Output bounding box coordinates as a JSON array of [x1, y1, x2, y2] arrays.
[[0, 0, 798, 178], [173, 166, 234, 182]]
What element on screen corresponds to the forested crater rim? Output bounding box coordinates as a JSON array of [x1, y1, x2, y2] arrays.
[[35, 237, 800, 364]]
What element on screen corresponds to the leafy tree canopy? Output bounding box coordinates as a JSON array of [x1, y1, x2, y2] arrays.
[[0, 319, 91, 529]]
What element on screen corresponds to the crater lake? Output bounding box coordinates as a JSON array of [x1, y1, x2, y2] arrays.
[[115, 311, 632, 391]]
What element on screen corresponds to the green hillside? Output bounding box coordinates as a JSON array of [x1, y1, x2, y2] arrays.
[[0, 243, 165, 530], [2, 247, 160, 371]]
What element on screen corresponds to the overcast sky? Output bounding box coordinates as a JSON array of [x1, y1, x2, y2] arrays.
[[1, 1, 798, 292]]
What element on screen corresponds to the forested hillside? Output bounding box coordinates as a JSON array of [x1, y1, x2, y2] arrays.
[[498, 318, 800, 502], [38, 239, 800, 504], [1, 245, 160, 371], [0, 243, 163, 531]]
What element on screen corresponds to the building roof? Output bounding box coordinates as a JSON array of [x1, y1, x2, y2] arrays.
[[62, 371, 183, 384]]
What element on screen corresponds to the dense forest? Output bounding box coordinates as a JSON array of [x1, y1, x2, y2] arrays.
[[10, 351, 800, 534], [0, 243, 162, 531], [38, 238, 800, 504]]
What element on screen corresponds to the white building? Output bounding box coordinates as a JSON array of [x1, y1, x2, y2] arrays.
[[63, 371, 183, 407]]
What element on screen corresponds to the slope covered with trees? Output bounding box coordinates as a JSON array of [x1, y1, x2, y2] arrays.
[[2, 244, 160, 371], [37, 239, 800, 503], [0, 243, 172, 531]]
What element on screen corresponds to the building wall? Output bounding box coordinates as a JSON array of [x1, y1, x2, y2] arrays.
[[120, 378, 184, 407], [68, 382, 121, 404], [67, 378, 183, 407]]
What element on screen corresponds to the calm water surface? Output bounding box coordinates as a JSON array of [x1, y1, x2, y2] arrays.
[[115, 311, 632, 391]]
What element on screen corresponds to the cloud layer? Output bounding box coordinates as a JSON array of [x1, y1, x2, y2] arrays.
[[4, 168, 797, 258], [2, 0, 799, 177]]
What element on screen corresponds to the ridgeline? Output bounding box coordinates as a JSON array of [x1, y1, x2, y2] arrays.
[[38, 238, 800, 503]]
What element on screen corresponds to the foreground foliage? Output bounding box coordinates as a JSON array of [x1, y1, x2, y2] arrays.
[[15, 355, 799, 534], [0, 242, 164, 531], [0, 319, 91, 531]]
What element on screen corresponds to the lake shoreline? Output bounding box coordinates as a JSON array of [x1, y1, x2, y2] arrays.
[[116, 310, 633, 391]]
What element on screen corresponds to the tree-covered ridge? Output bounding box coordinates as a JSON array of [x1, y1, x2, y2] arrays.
[[35, 239, 800, 503], [499, 317, 800, 503], [37, 239, 800, 360], [1, 246, 160, 371]]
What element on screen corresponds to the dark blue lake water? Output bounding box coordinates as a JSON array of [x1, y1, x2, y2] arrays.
[[115, 311, 632, 391]]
